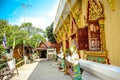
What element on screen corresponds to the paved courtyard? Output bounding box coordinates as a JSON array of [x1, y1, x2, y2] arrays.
[[11, 59, 72, 80], [27, 59, 72, 80]]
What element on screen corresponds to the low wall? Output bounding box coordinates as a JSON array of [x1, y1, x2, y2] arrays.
[[47, 54, 55, 60], [79, 59, 120, 80]]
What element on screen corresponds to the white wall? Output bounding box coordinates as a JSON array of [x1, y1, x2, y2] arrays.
[[79, 59, 120, 80]]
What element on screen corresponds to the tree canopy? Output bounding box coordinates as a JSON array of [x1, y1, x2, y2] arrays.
[[46, 22, 56, 43], [20, 22, 45, 48], [0, 20, 46, 55]]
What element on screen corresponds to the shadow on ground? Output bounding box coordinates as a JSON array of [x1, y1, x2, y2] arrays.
[[27, 59, 72, 80]]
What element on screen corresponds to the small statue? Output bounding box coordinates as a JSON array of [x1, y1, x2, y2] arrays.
[[59, 47, 65, 71], [66, 50, 72, 63], [71, 45, 79, 65], [70, 45, 82, 80]]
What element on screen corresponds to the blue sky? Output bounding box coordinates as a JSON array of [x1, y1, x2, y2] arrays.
[[0, 0, 59, 30]]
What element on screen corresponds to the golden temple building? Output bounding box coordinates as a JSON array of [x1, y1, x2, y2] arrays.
[[53, 0, 120, 67]]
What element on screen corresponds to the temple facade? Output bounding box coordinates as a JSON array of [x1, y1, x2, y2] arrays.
[[36, 41, 57, 60], [53, 0, 120, 67]]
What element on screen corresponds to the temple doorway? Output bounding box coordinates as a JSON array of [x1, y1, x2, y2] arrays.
[[39, 50, 47, 58]]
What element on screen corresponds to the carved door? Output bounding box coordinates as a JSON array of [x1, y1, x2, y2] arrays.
[[78, 27, 88, 50], [88, 23, 100, 50]]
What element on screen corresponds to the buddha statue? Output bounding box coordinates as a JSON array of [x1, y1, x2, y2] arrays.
[[71, 45, 79, 65]]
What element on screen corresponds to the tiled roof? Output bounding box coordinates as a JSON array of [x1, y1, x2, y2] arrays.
[[38, 41, 57, 48], [44, 42, 56, 48]]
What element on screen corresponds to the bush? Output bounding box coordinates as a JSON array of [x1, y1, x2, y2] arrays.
[[65, 49, 70, 53], [0, 45, 5, 57]]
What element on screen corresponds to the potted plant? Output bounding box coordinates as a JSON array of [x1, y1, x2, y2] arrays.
[[65, 48, 70, 56]]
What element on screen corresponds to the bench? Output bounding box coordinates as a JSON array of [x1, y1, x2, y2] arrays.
[[0, 58, 19, 80]]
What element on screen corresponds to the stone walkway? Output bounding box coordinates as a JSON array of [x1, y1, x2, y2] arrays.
[[27, 59, 72, 80], [10, 59, 40, 80], [11, 59, 72, 80]]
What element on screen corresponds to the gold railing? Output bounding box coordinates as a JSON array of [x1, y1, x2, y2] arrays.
[[16, 60, 24, 68], [79, 50, 110, 64]]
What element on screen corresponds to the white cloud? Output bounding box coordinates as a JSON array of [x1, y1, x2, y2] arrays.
[[10, 16, 47, 30], [9, 0, 59, 31], [47, 0, 59, 24]]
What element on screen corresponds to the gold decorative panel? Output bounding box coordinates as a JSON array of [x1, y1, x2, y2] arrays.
[[88, 0, 104, 21], [67, 0, 82, 28]]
